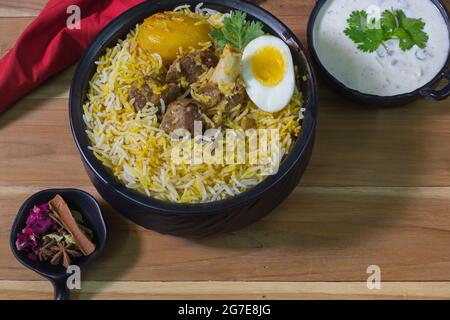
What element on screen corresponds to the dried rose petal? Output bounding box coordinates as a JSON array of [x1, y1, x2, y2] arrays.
[[16, 201, 54, 260], [30, 218, 53, 235], [38, 203, 50, 214], [25, 204, 54, 235], [29, 233, 39, 250], [23, 226, 34, 235], [16, 233, 30, 251], [26, 210, 39, 225]]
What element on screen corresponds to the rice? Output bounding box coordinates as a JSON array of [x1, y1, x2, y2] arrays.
[[83, 8, 304, 204]]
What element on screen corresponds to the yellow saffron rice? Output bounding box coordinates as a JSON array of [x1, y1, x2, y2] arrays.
[[83, 9, 304, 203]]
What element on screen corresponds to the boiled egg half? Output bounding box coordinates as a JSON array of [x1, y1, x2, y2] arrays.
[[241, 35, 295, 113]]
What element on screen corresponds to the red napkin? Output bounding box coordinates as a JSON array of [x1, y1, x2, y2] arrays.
[[0, 0, 144, 113]]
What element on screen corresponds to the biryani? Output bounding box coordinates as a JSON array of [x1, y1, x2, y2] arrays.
[[83, 4, 304, 203]]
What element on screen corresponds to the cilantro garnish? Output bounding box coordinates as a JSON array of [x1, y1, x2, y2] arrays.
[[210, 11, 265, 50], [344, 9, 429, 53]]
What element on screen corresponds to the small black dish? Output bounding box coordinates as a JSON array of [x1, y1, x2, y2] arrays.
[[307, 0, 450, 106], [9, 189, 107, 300], [69, 0, 318, 236]]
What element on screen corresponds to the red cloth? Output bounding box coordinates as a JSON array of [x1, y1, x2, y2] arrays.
[[0, 0, 144, 113]]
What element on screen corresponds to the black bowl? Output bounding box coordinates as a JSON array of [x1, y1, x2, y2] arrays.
[[307, 0, 450, 106], [10, 189, 107, 300], [69, 0, 318, 236]]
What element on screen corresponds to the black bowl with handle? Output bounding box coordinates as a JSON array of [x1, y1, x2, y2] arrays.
[[69, 0, 318, 236], [307, 0, 450, 106], [10, 189, 107, 300]]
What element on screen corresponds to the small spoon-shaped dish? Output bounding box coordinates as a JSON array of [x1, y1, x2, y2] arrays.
[[10, 189, 107, 300]]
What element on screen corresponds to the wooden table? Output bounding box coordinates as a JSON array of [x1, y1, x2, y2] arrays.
[[1, 0, 450, 300]]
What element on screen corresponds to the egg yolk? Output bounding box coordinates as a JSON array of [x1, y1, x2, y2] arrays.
[[251, 46, 286, 87]]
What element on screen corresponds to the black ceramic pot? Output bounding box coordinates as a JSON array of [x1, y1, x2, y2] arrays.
[[307, 0, 450, 106], [69, 0, 318, 236]]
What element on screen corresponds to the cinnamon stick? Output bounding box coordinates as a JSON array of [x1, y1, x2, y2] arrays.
[[48, 195, 96, 256]]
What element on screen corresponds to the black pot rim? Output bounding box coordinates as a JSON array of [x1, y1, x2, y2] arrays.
[[69, 0, 319, 215], [307, 0, 450, 104]]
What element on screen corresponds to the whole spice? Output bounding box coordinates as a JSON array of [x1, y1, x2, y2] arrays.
[[15, 195, 96, 268], [50, 242, 82, 268], [36, 237, 56, 261], [48, 195, 96, 255]]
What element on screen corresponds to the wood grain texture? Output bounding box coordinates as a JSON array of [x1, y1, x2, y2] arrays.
[[1, 0, 450, 299], [2, 185, 450, 283], [0, 0, 44, 17], [0, 17, 33, 56], [2, 281, 450, 300]]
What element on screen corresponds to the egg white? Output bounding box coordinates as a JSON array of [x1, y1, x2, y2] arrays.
[[241, 35, 296, 113]]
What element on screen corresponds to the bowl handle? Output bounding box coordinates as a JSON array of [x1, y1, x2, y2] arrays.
[[52, 277, 70, 300], [420, 69, 450, 101]]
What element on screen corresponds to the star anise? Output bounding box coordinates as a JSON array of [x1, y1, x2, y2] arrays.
[[50, 242, 82, 268], [36, 237, 56, 262]]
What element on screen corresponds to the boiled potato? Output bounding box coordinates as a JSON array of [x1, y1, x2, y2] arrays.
[[137, 12, 211, 64]]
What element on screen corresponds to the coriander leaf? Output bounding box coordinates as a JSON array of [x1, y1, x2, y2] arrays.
[[381, 10, 396, 37], [347, 10, 369, 31], [344, 9, 429, 53], [210, 28, 228, 49], [393, 27, 415, 51], [344, 11, 367, 44], [395, 10, 429, 49], [357, 28, 385, 52], [243, 20, 265, 48], [211, 11, 264, 50], [344, 10, 368, 43], [344, 10, 383, 52], [344, 26, 366, 45]]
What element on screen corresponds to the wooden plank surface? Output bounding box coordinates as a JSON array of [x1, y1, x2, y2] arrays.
[[1, 0, 450, 300], [0, 0, 44, 17], [2, 281, 450, 300]]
